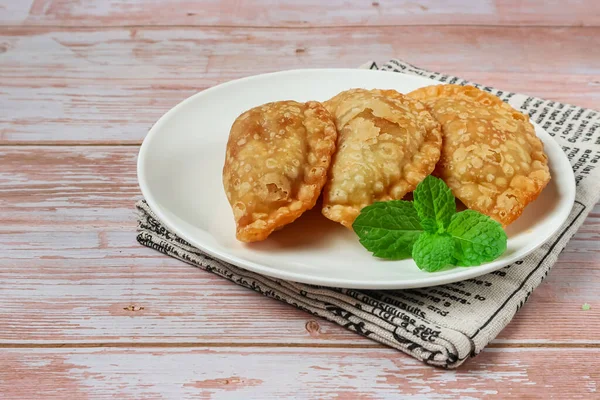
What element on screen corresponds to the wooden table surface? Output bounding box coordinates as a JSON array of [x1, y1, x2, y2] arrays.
[[1, 1, 599, 398]]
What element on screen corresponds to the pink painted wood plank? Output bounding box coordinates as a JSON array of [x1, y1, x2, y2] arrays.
[[0, 1, 597, 389], [1, 0, 599, 27], [1, 238, 597, 345], [0, 26, 598, 144], [0, 347, 598, 399], [1, 146, 598, 344]]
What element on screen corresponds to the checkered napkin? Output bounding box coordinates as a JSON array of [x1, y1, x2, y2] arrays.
[[137, 59, 600, 368]]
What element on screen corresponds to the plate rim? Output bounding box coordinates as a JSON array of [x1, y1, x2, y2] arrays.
[[137, 68, 576, 289]]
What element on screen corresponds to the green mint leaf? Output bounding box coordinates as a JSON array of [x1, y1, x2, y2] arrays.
[[419, 218, 438, 233], [413, 176, 455, 233], [447, 210, 507, 266], [353, 201, 423, 259], [412, 232, 455, 272]]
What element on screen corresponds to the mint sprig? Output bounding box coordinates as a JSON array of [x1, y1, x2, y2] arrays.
[[412, 232, 456, 272], [352, 176, 508, 271], [352, 201, 423, 259], [447, 210, 507, 266], [413, 174, 455, 232]]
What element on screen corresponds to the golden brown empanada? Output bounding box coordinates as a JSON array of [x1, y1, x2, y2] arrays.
[[408, 84, 551, 227], [322, 89, 442, 227], [223, 100, 337, 242]]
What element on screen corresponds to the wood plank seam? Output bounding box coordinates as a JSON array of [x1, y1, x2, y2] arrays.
[[2, 24, 600, 30], [0, 142, 143, 146], [1, 342, 599, 349]]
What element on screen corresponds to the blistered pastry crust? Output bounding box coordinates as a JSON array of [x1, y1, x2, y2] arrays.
[[223, 100, 337, 241], [409, 84, 551, 226], [322, 89, 442, 227]]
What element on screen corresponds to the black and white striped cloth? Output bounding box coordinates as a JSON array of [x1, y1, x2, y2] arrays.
[[137, 59, 600, 368]]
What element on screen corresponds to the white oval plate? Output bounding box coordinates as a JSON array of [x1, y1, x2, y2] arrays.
[[138, 69, 575, 289]]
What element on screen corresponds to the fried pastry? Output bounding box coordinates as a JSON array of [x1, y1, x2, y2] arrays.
[[223, 100, 337, 242], [322, 89, 442, 228], [409, 84, 551, 226]]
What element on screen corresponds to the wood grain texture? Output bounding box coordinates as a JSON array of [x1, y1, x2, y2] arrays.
[[1, 146, 599, 345], [1, 0, 600, 392], [0, 347, 598, 399], [1, 26, 599, 143], [1, 0, 599, 27]]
